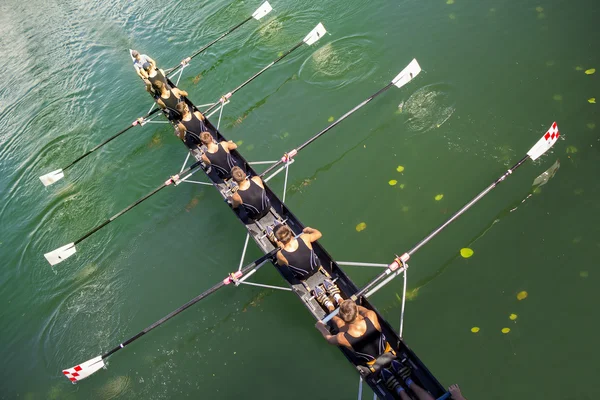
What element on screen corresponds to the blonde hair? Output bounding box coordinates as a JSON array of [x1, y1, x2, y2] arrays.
[[200, 132, 213, 145], [339, 300, 357, 323], [231, 166, 246, 183]]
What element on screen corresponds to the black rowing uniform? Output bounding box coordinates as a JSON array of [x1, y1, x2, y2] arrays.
[[205, 143, 240, 179], [147, 69, 167, 88], [344, 318, 386, 365], [180, 112, 207, 148], [159, 89, 182, 120], [280, 238, 321, 280], [238, 180, 270, 220]]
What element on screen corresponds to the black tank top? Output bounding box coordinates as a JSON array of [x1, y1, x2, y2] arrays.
[[160, 89, 181, 120], [238, 180, 270, 219], [281, 239, 321, 279], [147, 69, 167, 87], [181, 113, 207, 148], [205, 143, 238, 179], [344, 318, 385, 364]]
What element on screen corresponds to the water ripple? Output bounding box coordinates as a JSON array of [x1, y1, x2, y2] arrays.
[[299, 34, 378, 90]]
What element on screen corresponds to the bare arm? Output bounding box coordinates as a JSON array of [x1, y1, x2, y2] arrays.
[[201, 154, 210, 165], [315, 322, 341, 345], [357, 306, 381, 330], [231, 192, 242, 208], [276, 251, 288, 266], [193, 110, 205, 121], [156, 98, 166, 109], [302, 227, 322, 242], [224, 140, 237, 151], [175, 88, 188, 97]]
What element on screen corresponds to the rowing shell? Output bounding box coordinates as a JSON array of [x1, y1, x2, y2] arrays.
[[127, 72, 447, 399]]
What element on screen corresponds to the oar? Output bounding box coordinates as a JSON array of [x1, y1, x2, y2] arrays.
[[260, 59, 423, 178], [203, 22, 327, 115], [165, 1, 273, 76], [322, 122, 561, 323], [44, 160, 205, 266], [61, 248, 278, 383], [39, 108, 162, 187]]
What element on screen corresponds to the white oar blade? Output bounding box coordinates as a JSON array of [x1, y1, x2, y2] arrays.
[[392, 59, 422, 88], [303, 22, 327, 46], [39, 169, 65, 186], [252, 1, 272, 20], [44, 243, 77, 266], [63, 356, 105, 383], [527, 122, 560, 161]]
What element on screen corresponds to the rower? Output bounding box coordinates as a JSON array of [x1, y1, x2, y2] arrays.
[[229, 166, 270, 223], [274, 225, 323, 281], [199, 132, 241, 179], [315, 300, 394, 367], [131, 50, 155, 79], [175, 102, 207, 148], [152, 80, 187, 121], [142, 62, 168, 93]]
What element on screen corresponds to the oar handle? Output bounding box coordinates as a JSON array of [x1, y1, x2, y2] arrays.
[[166, 16, 254, 76], [62, 108, 161, 172], [203, 40, 305, 115]]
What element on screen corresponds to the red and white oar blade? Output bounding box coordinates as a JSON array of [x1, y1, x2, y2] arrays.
[[39, 169, 65, 186], [303, 23, 327, 46], [63, 356, 105, 383], [252, 1, 272, 20], [44, 243, 77, 266], [527, 122, 560, 161], [392, 59, 422, 89]]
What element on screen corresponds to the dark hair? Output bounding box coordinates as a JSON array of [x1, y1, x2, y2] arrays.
[[339, 300, 357, 323], [131, 50, 139, 57], [200, 131, 213, 145], [153, 80, 164, 91], [142, 62, 152, 71], [176, 102, 188, 114], [231, 166, 246, 183], [274, 225, 293, 244]]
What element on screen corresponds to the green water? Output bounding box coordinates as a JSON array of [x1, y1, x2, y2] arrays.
[[1, 0, 599, 398]]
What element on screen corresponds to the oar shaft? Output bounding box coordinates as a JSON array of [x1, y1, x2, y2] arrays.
[[357, 155, 532, 298], [62, 108, 161, 172], [73, 160, 203, 246], [260, 82, 395, 178], [101, 249, 277, 359], [203, 41, 304, 115], [166, 16, 253, 76]]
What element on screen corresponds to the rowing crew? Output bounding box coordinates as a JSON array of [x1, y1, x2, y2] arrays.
[[272, 224, 467, 400]]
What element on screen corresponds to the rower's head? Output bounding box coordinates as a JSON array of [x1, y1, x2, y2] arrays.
[[131, 50, 140, 59], [142, 62, 154, 73], [231, 166, 247, 184], [274, 225, 294, 245], [200, 132, 213, 145], [339, 300, 358, 323], [153, 80, 166, 93], [176, 102, 189, 115]]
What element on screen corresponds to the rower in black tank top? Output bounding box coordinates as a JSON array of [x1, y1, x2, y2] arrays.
[[147, 69, 167, 88], [161, 89, 182, 120], [344, 318, 386, 365], [281, 239, 321, 279], [205, 144, 238, 179], [238, 180, 270, 220], [181, 113, 207, 147]]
